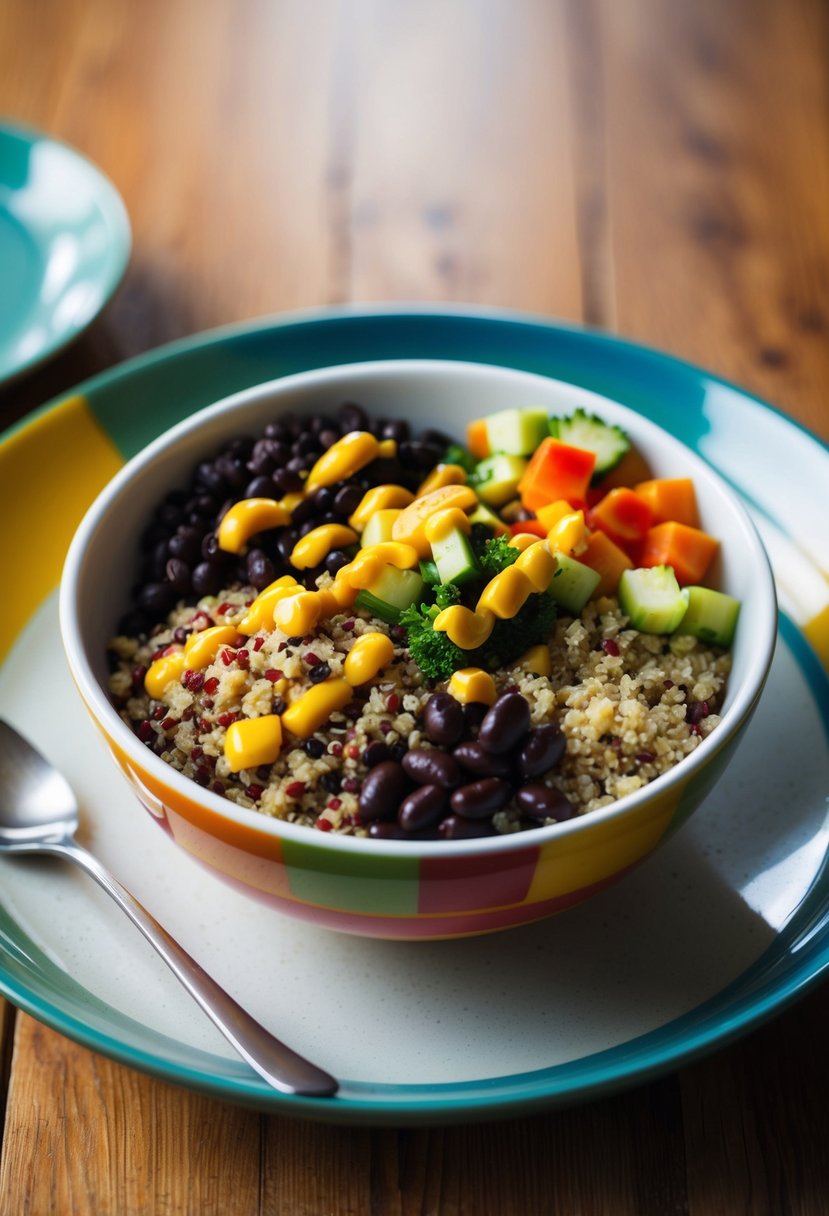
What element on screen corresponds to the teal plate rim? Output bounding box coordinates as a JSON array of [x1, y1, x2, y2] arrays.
[[1, 304, 828, 1124], [0, 120, 131, 386]]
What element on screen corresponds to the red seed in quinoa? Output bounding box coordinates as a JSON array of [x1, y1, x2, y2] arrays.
[[246, 783, 265, 800], [304, 652, 321, 666], [317, 818, 332, 831], [217, 711, 239, 728], [285, 781, 306, 798], [137, 720, 154, 742], [328, 798, 342, 810], [264, 668, 283, 682], [220, 648, 234, 666], [203, 676, 220, 694], [236, 649, 250, 670], [386, 693, 401, 713], [329, 741, 343, 757], [182, 669, 204, 692], [152, 704, 167, 720], [602, 638, 620, 657], [253, 636, 265, 652], [635, 751, 655, 764], [160, 717, 178, 731]]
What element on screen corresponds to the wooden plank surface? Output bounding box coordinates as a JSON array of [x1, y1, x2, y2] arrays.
[[1, 1, 828, 1213]]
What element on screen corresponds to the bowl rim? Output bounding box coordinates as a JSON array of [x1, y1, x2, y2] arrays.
[[59, 358, 779, 859]]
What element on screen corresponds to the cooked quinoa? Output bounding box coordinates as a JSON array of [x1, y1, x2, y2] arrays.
[[109, 586, 731, 836]]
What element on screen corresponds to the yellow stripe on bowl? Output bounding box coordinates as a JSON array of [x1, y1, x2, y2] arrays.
[[0, 395, 124, 663]]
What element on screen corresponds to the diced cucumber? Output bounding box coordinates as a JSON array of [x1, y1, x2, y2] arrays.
[[618, 566, 688, 633], [473, 453, 528, 507], [430, 526, 481, 586], [484, 408, 549, 456], [468, 502, 510, 535], [548, 553, 601, 614], [675, 585, 741, 647], [548, 408, 630, 476], [354, 566, 424, 624], [361, 509, 400, 547]]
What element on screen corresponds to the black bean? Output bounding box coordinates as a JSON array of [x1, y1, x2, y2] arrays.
[[165, 558, 192, 595], [517, 723, 566, 780], [320, 771, 341, 793], [478, 693, 531, 755], [339, 401, 369, 432], [137, 581, 176, 616], [398, 784, 448, 831], [452, 741, 514, 778], [308, 662, 331, 684], [381, 419, 410, 442], [246, 549, 277, 589], [450, 777, 513, 819], [358, 760, 411, 822], [318, 428, 340, 450], [245, 475, 278, 499], [294, 432, 320, 457], [308, 413, 336, 435], [304, 738, 325, 758], [286, 456, 308, 475], [168, 526, 202, 564], [264, 419, 289, 440], [191, 561, 224, 597], [332, 484, 364, 517], [324, 550, 350, 576], [398, 440, 444, 470], [148, 538, 171, 580], [273, 528, 298, 563], [402, 748, 461, 788], [438, 815, 498, 840], [195, 461, 228, 495], [312, 486, 336, 513], [515, 785, 575, 822], [367, 822, 406, 840], [462, 701, 489, 732], [363, 740, 391, 768], [201, 533, 224, 564], [272, 469, 303, 496], [423, 692, 465, 746], [389, 742, 408, 762], [291, 496, 317, 527], [214, 453, 248, 488], [420, 427, 453, 448]]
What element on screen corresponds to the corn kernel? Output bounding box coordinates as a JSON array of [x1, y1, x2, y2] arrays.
[[547, 510, 589, 557], [281, 678, 353, 738], [278, 492, 304, 515], [144, 651, 186, 699], [377, 438, 398, 459], [447, 668, 497, 705], [432, 605, 495, 649], [224, 714, 283, 772], [304, 432, 381, 492], [344, 632, 395, 685], [237, 576, 299, 634], [392, 485, 478, 557], [476, 568, 533, 619], [508, 532, 543, 552], [348, 484, 415, 531], [340, 542, 419, 589], [423, 506, 471, 545], [514, 542, 556, 591], [217, 498, 290, 554], [535, 499, 572, 531], [184, 625, 242, 669], [512, 644, 552, 677], [272, 589, 323, 636], [416, 462, 467, 497], [290, 523, 358, 570]]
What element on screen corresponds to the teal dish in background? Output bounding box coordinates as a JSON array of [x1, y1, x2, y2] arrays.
[[0, 122, 130, 385]]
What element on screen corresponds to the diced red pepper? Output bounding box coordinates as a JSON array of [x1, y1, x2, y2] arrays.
[[508, 519, 547, 538], [518, 438, 596, 512], [467, 419, 490, 459], [589, 487, 653, 559]]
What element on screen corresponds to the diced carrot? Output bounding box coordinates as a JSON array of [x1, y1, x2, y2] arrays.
[[509, 519, 547, 539], [518, 438, 596, 512], [634, 478, 699, 527], [640, 521, 719, 585], [580, 530, 634, 597], [592, 444, 652, 492], [467, 418, 490, 460], [589, 487, 653, 558]]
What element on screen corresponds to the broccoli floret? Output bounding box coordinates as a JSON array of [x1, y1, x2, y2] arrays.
[[434, 582, 462, 610], [443, 442, 478, 474], [476, 533, 520, 577], [479, 591, 558, 670], [399, 603, 466, 680]]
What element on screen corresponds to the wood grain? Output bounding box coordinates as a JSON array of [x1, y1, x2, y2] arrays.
[[1, 0, 827, 1213]]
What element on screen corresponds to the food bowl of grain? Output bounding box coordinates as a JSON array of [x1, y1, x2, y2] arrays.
[[60, 360, 777, 939]]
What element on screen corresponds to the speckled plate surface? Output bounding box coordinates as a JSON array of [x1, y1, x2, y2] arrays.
[[0, 123, 130, 385], [1, 307, 827, 1124]]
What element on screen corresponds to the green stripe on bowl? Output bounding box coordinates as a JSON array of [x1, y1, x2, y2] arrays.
[[282, 837, 420, 914]]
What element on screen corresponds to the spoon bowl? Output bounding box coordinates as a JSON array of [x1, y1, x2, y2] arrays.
[[0, 719, 337, 1098]]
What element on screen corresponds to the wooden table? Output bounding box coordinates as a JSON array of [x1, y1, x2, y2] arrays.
[[1, 1, 828, 1211]]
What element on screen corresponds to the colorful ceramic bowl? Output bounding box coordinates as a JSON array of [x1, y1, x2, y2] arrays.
[[59, 360, 777, 940]]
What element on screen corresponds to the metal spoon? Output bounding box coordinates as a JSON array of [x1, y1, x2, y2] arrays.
[[0, 719, 337, 1098]]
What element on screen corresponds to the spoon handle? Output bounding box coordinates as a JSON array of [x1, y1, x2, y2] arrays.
[[48, 838, 338, 1097]]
